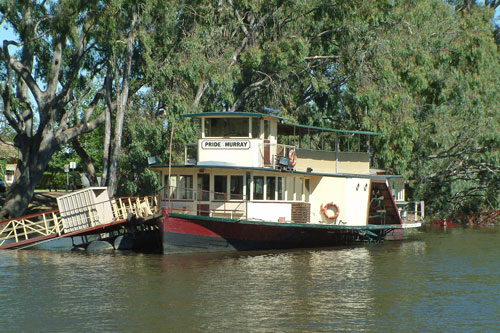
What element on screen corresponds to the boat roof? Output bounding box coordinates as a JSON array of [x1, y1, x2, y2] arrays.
[[183, 112, 382, 136], [183, 112, 285, 121]]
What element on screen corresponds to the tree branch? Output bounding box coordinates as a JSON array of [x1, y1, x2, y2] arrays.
[[0, 60, 23, 134], [58, 112, 106, 144], [3, 41, 43, 106], [230, 75, 270, 112], [46, 39, 63, 98]]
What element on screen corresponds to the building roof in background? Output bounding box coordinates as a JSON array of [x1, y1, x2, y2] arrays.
[[0, 142, 18, 160]]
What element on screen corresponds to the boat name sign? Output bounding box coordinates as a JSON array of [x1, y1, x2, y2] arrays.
[[201, 140, 251, 149]]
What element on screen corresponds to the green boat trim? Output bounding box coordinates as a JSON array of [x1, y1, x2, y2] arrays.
[[168, 213, 401, 231]]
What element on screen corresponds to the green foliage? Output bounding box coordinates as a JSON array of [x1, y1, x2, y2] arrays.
[[3, 0, 500, 220], [338, 0, 500, 217], [41, 147, 85, 189], [115, 0, 500, 218], [114, 93, 172, 196]]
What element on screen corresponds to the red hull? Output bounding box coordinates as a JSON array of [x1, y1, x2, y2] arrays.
[[161, 208, 392, 254]]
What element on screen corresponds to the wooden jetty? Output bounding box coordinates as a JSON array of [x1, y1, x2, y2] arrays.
[[0, 188, 160, 250]]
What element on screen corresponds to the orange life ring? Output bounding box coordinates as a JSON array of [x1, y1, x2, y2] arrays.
[[288, 149, 297, 167], [321, 202, 339, 220]]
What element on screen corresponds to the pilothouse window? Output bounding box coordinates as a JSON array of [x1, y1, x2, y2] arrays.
[[264, 120, 270, 139], [252, 118, 261, 138], [204, 118, 249, 137]]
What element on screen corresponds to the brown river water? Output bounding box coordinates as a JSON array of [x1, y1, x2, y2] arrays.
[[1, 227, 500, 332]]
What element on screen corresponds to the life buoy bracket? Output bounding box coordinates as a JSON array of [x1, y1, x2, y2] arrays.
[[321, 202, 340, 220]]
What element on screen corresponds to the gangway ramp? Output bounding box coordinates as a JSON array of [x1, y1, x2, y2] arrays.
[[0, 188, 159, 250]]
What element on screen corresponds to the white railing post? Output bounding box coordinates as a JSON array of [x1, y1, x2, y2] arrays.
[[43, 214, 49, 234], [12, 221, 18, 242], [120, 198, 127, 218], [53, 212, 62, 236], [22, 220, 28, 240]]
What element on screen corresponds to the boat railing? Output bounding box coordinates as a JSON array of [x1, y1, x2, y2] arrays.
[[261, 143, 296, 169], [160, 186, 247, 220], [397, 200, 425, 223], [0, 195, 159, 248]]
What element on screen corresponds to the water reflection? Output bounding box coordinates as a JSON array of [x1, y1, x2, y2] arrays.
[[154, 247, 378, 331], [2, 229, 500, 332]]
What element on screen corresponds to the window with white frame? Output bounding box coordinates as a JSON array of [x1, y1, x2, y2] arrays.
[[266, 176, 276, 200], [230, 175, 244, 200], [253, 176, 264, 200], [214, 175, 227, 200], [179, 175, 193, 199]]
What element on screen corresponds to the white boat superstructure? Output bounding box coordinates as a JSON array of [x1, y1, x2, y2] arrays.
[[151, 111, 422, 230]]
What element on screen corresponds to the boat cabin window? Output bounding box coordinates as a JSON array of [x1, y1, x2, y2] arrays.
[[254, 176, 264, 200], [264, 120, 270, 139], [179, 175, 193, 199], [230, 175, 244, 200], [252, 118, 261, 139], [197, 173, 210, 201], [165, 175, 177, 199], [214, 175, 227, 200], [266, 176, 276, 200], [204, 118, 249, 137]]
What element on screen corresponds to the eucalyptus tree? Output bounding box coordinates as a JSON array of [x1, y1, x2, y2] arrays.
[[340, 0, 500, 217], [143, 1, 327, 117], [96, 1, 143, 195], [0, 0, 146, 218], [0, 1, 105, 218]]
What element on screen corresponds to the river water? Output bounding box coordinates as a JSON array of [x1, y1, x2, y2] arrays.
[[1, 227, 500, 332]]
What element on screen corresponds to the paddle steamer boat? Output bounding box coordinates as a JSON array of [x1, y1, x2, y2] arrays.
[[151, 110, 421, 253]]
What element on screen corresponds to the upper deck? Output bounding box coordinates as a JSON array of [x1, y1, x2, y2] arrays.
[[184, 111, 381, 174]]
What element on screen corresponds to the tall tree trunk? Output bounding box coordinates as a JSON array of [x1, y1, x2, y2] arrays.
[[102, 74, 113, 186], [71, 137, 99, 187], [103, 10, 138, 196], [0, 131, 57, 219]]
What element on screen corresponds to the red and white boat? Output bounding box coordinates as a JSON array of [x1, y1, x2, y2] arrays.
[[151, 110, 421, 254]]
